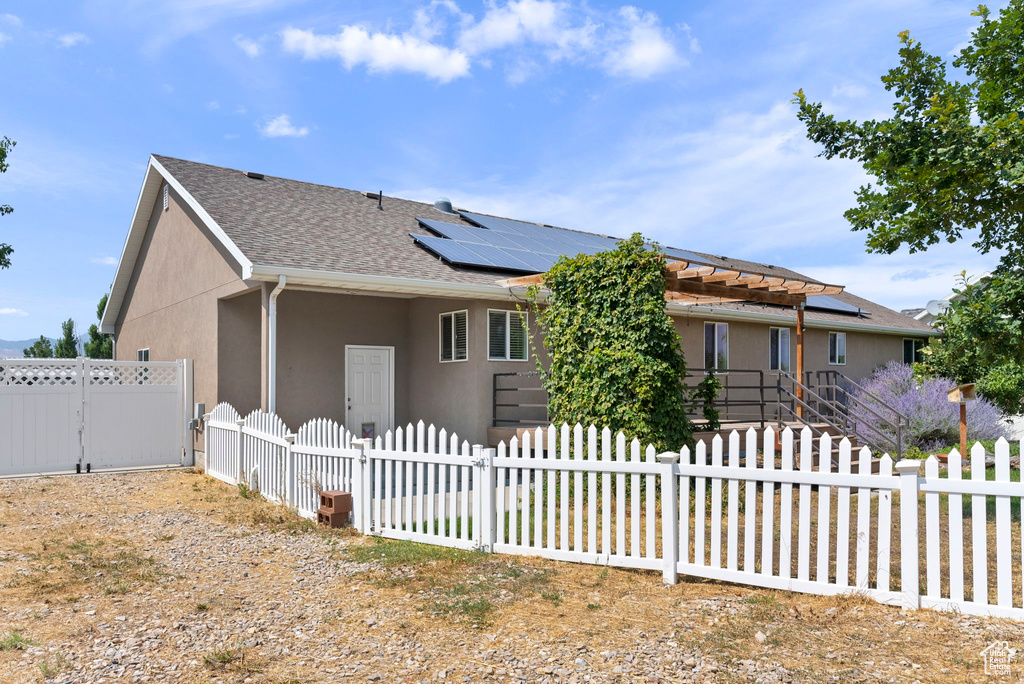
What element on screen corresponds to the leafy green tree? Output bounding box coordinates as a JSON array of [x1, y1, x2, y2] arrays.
[[527, 233, 693, 451], [53, 318, 80, 358], [83, 293, 112, 359], [22, 336, 53, 358], [920, 271, 1024, 415], [0, 136, 14, 269], [793, 3, 1024, 270]]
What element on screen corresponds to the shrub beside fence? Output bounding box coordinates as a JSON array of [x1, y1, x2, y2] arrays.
[[205, 401, 1024, 620]]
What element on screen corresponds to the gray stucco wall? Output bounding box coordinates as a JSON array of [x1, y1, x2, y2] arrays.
[[272, 289, 413, 432], [113, 184, 251, 451]]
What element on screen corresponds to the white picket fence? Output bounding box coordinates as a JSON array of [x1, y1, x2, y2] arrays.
[[205, 402, 1024, 620]]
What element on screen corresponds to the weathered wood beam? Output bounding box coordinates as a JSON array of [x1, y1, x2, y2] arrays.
[[746, 277, 786, 290], [719, 274, 766, 287], [668, 265, 717, 279], [668, 278, 806, 306], [498, 273, 546, 287], [700, 270, 741, 283]]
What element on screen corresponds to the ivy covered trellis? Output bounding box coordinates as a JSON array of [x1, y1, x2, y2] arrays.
[[524, 234, 695, 452]]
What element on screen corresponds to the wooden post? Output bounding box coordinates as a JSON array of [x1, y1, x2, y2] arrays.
[[796, 304, 805, 419], [959, 402, 968, 461]]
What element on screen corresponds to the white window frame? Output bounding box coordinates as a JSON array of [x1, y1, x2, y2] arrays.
[[487, 309, 529, 362], [903, 337, 924, 364], [703, 322, 729, 373], [136, 348, 150, 362], [438, 310, 468, 363], [828, 332, 847, 366], [769, 327, 791, 372]]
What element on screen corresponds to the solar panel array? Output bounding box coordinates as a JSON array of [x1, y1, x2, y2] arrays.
[[806, 294, 862, 314], [411, 211, 863, 315], [413, 214, 620, 274]]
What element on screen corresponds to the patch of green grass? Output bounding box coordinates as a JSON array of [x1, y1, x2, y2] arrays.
[[541, 591, 563, 606], [203, 646, 241, 666], [9, 534, 162, 598], [37, 654, 71, 678], [196, 603, 209, 612], [347, 538, 554, 629], [345, 537, 488, 567], [587, 603, 602, 611], [0, 630, 33, 651], [236, 483, 262, 500]]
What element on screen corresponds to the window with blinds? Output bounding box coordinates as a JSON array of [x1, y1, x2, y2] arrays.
[[769, 327, 790, 371], [439, 310, 468, 362], [829, 331, 847, 365], [703, 322, 728, 372], [488, 310, 528, 361]]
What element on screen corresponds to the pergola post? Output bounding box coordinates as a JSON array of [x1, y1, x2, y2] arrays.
[[796, 304, 805, 419]]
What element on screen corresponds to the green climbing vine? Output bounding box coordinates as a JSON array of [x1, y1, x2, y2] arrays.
[[525, 233, 694, 452], [694, 373, 723, 431]]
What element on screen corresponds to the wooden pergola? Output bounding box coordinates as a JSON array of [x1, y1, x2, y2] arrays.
[[498, 254, 846, 418]]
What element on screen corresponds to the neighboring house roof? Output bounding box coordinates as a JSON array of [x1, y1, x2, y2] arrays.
[[101, 155, 937, 337]]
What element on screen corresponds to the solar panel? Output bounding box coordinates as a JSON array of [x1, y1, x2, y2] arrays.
[[806, 295, 862, 314], [663, 247, 709, 264], [418, 219, 526, 249], [412, 234, 547, 273]]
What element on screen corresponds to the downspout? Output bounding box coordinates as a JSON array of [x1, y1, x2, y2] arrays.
[[268, 275, 287, 415]]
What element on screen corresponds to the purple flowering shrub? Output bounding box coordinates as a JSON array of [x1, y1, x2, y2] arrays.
[[851, 361, 1008, 453]]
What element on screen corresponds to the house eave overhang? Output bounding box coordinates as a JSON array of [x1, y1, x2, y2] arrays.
[[99, 155, 253, 334], [247, 264, 513, 300], [246, 266, 939, 337], [665, 302, 941, 337]]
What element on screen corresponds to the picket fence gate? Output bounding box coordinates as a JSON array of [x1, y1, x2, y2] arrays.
[[205, 401, 1024, 620]]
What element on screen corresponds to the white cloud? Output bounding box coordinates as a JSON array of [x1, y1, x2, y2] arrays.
[[281, 25, 471, 83], [206, 100, 220, 110], [603, 6, 682, 79], [56, 32, 89, 48], [457, 0, 595, 59], [831, 82, 868, 98], [1, 14, 21, 28], [0, 308, 28, 316], [258, 114, 309, 138], [91, 256, 118, 266], [281, 2, 685, 84], [233, 34, 261, 57], [681, 23, 700, 53], [0, 32, 8, 47]]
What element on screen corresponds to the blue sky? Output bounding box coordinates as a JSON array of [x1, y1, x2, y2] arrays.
[[0, 0, 1004, 340]]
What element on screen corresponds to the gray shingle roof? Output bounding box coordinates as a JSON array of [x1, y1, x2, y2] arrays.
[[154, 155, 934, 334]]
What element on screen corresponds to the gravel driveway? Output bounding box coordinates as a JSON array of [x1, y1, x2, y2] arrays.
[[1, 469, 1021, 683]]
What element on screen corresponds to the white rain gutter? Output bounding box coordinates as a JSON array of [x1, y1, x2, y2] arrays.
[[268, 275, 286, 414]]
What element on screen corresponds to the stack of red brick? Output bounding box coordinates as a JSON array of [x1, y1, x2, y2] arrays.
[[317, 491, 352, 528]]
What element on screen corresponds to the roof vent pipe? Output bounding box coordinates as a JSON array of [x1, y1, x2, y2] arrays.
[[434, 197, 454, 214]]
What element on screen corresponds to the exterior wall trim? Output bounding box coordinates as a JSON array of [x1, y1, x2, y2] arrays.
[[101, 156, 254, 333]]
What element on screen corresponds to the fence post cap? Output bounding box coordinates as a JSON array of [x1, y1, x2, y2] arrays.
[[894, 459, 923, 474], [351, 438, 372, 447], [284, 433, 296, 443], [656, 452, 680, 464], [235, 419, 245, 426]]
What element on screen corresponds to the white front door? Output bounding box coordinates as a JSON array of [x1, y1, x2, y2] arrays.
[[345, 346, 394, 440]]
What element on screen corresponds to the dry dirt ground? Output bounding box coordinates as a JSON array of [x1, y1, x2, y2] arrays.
[[1, 470, 1023, 684]]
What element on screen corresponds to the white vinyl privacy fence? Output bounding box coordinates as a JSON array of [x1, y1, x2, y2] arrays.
[[0, 358, 192, 476], [205, 401, 1024, 620]]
